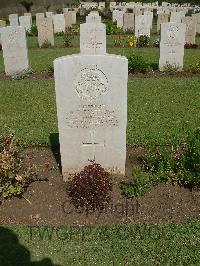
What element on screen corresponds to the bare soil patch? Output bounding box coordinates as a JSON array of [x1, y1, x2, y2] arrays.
[[0, 71, 200, 81], [0, 146, 199, 226]]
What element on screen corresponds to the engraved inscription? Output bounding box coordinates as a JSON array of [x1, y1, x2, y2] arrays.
[[66, 104, 118, 128], [74, 65, 108, 101], [86, 29, 103, 49]]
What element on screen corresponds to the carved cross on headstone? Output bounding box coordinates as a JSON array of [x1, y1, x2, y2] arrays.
[[82, 130, 105, 161]]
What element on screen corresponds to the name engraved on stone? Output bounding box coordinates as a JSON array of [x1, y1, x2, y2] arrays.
[[74, 65, 108, 100], [66, 104, 119, 129]]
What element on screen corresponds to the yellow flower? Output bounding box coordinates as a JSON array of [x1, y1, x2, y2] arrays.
[[129, 41, 134, 47]]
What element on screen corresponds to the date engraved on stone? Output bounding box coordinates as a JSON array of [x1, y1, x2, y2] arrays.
[[66, 104, 118, 128], [74, 65, 108, 101]]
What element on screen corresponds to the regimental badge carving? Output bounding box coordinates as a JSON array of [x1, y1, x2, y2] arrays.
[[8, 30, 18, 46], [165, 24, 180, 46], [74, 65, 108, 101]]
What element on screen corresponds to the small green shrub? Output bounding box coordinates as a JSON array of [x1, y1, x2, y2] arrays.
[[142, 128, 200, 189], [11, 68, 33, 80], [179, 128, 200, 188], [27, 24, 38, 36], [54, 31, 65, 37], [40, 40, 52, 48], [136, 35, 150, 47], [71, 24, 80, 35], [0, 133, 36, 202], [67, 162, 112, 212], [120, 129, 200, 198], [104, 19, 123, 35], [153, 38, 160, 47], [128, 53, 150, 73], [163, 63, 179, 72], [124, 28, 134, 34], [47, 64, 54, 77], [63, 28, 74, 47], [120, 165, 153, 198]]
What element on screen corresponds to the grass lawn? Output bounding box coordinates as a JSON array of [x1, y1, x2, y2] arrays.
[[0, 77, 199, 146], [0, 36, 199, 72], [1, 221, 200, 265]]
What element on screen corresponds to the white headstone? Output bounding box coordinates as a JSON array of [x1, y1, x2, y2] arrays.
[[159, 22, 186, 70], [54, 18, 128, 180], [80, 12, 106, 55], [157, 13, 169, 33], [112, 10, 118, 22], [182, 16, 196, 44], [68, 11, 76, 24], [1, 26, 29, 75], [192, 13, 200, 34], [135, 15, 150, 37], [38, 17, 54, 48], [53, 14, 65, 33], [46, 12, 53, 18], [36, 13, 45, 27], [144, 11, 153, 29], [123, 13, 134, 31], [86, 11, 101, 23], [19, 16, 32, 32], [170, 11, 185, 23], [116, 11, 124, 28], [9, 14, 18, 26]]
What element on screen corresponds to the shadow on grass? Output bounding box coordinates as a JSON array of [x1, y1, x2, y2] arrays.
[[49, 133, 62, 174], [0, 226, 60, 266]]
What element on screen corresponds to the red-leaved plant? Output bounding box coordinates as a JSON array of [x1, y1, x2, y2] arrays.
[[67, 162, 112, 212]]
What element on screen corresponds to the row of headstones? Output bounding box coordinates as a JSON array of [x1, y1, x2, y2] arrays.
[[0, 11, 192, 177], [0, 11, 187, 76], [7, 11, 77, 32], [0, 11, 103, 75], [0, 11, 77, 48], [113, 10, 200, 44]]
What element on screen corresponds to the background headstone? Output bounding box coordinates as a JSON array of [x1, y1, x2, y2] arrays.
[[192, 13, 200, 34], [1, 26, 29, 75], [53, 14, 65, 33], [0, 20, 6, 45], [123, 13, 134, 31], [116, 11, 124, 28], [64, 12, 73, 28], [170, 11, 185, 23], [80, 12, 106, 54], [135, 15, 150, 37], [19, 16, 31, 32], [37, 17, 54, 48], [68, 11, 76, 24], [157, 13, 169, 33], [86, 11, 101, 23], [159, 22, 186, 70], [46, 12, 53, 18], [182, 16, 196, 44], [36, 13, 45, 27], [9, 14, 18, 26]]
